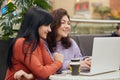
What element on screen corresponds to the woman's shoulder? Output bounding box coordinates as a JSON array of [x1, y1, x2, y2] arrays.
[[69, 38, 79, 47], [70, 38, 76, 44], [14, 38, 25, 46], [16, 38, 25, 43]]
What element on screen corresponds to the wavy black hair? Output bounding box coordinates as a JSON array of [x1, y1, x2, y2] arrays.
[[7, 6, 53, 69]]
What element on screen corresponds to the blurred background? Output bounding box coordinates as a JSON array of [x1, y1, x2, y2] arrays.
[[49, 0, 120, 35], [1, 0, 120, 80], [50, 0, 120, 20], [1, 0, 120, 37]]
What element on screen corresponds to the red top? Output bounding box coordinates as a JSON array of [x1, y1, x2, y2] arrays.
[[5, 38, 62, 80]]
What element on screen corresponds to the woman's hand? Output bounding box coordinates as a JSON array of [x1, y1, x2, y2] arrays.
[[53, 52, 64, 63], [14, 70, 34, 80], [80, 57, 91, 69]]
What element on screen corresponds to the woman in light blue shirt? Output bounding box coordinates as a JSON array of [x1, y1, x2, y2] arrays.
[[46, 8, 91, 70]]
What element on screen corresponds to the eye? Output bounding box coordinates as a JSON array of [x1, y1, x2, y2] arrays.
[[67, 22, 71, 25], [61, 21, 65, 24]]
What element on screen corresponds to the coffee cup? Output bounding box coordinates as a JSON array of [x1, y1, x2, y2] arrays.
[[69, 58, 80, 75]]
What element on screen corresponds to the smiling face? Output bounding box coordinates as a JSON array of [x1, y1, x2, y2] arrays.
[[38, 24, 51, 39], [56, 15, 71, 41]]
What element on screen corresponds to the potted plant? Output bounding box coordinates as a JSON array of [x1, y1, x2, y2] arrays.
[[0, 0, 52, 40], [0, 0, 52, 79], [94, 6, 111, 19]]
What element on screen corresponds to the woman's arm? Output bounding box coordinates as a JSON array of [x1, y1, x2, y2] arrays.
[[71, 39, 91, 69], [14, 39, 63, 79]]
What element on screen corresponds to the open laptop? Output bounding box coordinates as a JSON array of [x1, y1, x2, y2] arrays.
[[80, 37, 120, 75]]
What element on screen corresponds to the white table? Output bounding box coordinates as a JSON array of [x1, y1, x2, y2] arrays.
[[49, 70, 120, 80]]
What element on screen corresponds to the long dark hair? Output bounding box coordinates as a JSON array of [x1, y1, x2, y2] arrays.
[[46, 8, 71, 53], [7, 6, 53, 69]]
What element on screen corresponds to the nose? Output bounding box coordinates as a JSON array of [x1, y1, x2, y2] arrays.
[[48, 26, 51, 32], [65, 23, 71, 29]]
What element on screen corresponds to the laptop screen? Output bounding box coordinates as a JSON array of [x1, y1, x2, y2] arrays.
[[80, 37, 120, 75]]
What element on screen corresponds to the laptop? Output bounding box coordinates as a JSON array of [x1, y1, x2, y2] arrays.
[[80, 37, 120, 75]]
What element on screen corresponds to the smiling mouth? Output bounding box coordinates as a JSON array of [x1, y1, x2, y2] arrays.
[[63, 30, 69, 33]]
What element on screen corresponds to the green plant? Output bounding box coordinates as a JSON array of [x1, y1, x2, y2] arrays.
[[94, 6, 111, 19], [0, 0, 52, 40]]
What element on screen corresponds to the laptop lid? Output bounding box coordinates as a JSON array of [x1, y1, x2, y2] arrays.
[[80, 37, 120, 75]]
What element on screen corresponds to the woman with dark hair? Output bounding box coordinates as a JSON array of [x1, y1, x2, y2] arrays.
[[5, 6, 64, 80], [46, 8, 91, 70]]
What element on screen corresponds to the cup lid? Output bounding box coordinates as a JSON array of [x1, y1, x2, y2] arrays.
[[71, 58, 80, 62], [69, 62, 80, 65]]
